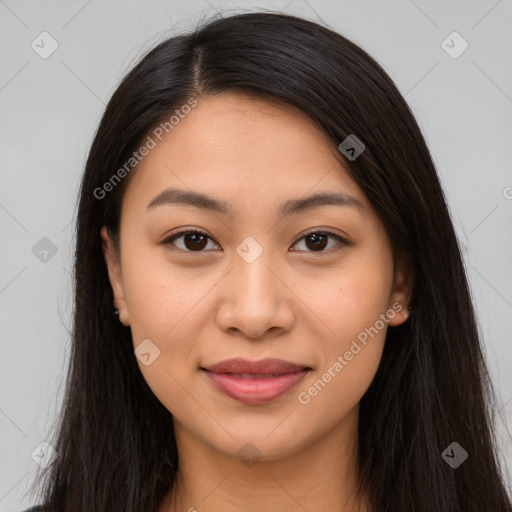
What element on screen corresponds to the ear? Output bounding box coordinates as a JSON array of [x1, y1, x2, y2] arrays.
[[100, 225, 130, 326], [387, 257, 413, 327]]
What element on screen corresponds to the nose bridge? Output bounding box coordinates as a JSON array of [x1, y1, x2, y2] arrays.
[[215, 235, 294, 337], [233, 236, 279, 305]]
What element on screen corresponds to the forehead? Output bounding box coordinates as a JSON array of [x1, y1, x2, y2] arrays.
[[122, 91, 370, 215]]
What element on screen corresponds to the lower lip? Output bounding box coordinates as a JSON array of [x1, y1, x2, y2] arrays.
[[202, 369, 310, 405]]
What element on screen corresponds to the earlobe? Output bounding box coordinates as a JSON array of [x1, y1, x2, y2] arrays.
[[100, 226, 130, 326], [387, 262, 413, 327], [386, 303, 411, 327]]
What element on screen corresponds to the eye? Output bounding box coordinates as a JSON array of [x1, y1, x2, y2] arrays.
[[162, 229, 220, 252], [290, 230, 348, 254], [162, 229, 347, 254]]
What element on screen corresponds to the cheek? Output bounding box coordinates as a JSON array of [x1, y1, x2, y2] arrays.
[[296, 300, 388, 423], [297, 252, 392, 410], [121, 240, 212, 340], [312, 254, 394, 343], [126, 277, 211, 392], [119, 249, 211, 407], [125, 266, 207, 417], [295, 340, 383, 437]]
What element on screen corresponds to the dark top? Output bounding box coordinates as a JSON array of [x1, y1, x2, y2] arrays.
[[23, 507, 44, 512]]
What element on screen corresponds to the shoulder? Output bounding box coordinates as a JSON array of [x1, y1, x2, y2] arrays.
[[22, 507, 45, 512]]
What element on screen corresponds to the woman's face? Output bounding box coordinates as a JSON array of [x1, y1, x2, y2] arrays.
[[101, 91, 411, 461]]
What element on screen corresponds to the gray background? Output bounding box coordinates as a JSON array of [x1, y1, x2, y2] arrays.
[[1, 0, 511, 509]]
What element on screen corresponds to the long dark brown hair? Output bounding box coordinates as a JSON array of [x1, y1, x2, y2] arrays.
[[26, 10, 512, 512]]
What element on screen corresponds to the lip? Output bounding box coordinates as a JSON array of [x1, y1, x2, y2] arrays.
[[201, 358, 312, 405]]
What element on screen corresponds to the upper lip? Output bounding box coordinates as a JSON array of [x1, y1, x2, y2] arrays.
[[202, 358, 311, 375]]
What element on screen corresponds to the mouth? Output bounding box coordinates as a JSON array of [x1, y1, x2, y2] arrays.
[[200, 358, 312, 405]]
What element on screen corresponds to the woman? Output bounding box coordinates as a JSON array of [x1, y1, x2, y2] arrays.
[[24, 10, 512, 512]]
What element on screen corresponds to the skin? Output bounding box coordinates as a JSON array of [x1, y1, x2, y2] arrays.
[[101, 91, 412, 512]]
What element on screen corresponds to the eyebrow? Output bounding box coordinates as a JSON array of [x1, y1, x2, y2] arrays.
[[146, 187, 363, 218]]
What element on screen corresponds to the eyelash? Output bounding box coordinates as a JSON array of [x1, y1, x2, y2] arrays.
[[161, 228, 348, 255]]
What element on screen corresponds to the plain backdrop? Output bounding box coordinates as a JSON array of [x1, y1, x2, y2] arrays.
[[1, 0, 511, 509]]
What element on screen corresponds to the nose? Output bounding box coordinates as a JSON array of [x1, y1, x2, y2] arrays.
[[215, 251, 295, 340]]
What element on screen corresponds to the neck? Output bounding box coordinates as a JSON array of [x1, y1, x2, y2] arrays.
[[160, 405, 371, 512]]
